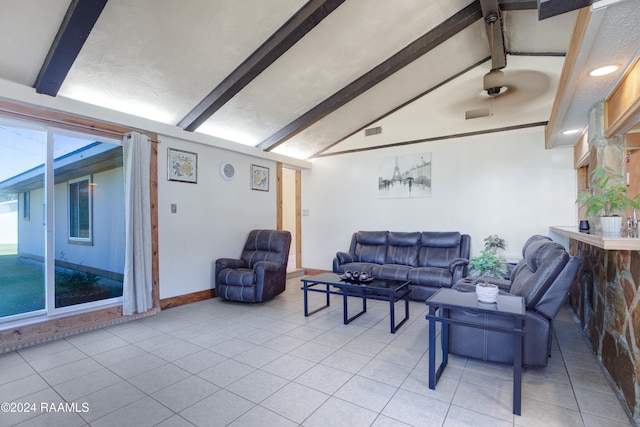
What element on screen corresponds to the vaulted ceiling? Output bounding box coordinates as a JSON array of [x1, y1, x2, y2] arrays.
[[0, 0, 638, 161]]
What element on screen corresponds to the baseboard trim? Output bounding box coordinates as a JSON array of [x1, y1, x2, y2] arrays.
[[302, 268, 331, 275], [160, 289, 216, 309]]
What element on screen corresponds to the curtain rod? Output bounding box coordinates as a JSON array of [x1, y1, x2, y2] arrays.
[[0, 107, 160, 143]]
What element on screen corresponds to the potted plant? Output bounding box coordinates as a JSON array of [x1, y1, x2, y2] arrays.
[[469, 234, 508, 279], [576, 166, 640, 236], [469, 235, 507, 303]]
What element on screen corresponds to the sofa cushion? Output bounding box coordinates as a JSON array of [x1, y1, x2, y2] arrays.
[[417, 232, 462, 268], [408, 267, 454, 288], [386, 231, 421, 266], [371, 264, 412, 281], [354, 231, 388, 264]]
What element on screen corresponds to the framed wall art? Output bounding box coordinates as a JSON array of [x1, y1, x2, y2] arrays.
[[251, 164, 269, 191], [167, 148, 197, 183], [378, 152, 431, 199]]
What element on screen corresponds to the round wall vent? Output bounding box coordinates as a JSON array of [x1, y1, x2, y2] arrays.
[[219, 162, 235, 180]]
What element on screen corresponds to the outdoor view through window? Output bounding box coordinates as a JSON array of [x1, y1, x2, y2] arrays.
[[0, 121, 124, 322]]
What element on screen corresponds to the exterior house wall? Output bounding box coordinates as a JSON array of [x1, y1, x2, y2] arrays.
[[301, 126, 577, 270], [17, 188, 44, 257], [0, 200, 17, 244], [17, 167, 125, 275]]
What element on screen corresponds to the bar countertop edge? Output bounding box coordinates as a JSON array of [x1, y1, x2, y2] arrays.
[[550, 226, 640, 251]]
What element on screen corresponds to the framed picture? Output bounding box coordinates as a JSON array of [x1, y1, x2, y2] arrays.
[[168, 148, 197, 183], [378, 152, 431, 199], [251, 164, 269, 191]]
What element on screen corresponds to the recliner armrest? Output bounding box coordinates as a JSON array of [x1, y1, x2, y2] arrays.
[[476, 276, 512, 292], [216, 258, 246, 270], [453, 276, 512, 292], [448, 258, 469, 271], [336, 251, 356, 264], [253, 260, 285, 272]]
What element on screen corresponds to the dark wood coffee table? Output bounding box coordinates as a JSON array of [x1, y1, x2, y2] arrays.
[[301, 272, 411, 333]]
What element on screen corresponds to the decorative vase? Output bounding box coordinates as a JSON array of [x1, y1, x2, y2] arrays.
[[600, 216, 622, 237], [475, 283, 499, 303]]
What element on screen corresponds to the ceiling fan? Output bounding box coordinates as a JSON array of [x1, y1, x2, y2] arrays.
[[464, 5, 551, 120]]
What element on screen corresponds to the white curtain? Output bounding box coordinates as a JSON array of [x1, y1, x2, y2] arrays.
[[122, 132, 153, 315]]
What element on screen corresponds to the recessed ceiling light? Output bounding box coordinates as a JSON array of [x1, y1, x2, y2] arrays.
[[589, 65, 619, 77], [562, 129, 580, 135]]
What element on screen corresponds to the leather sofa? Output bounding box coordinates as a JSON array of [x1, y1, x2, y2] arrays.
[[332, 230, 470, 300], [447, 235, 581, 367]]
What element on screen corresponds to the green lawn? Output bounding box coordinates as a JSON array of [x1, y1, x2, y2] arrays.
[[0, 252, 46, 317], [0, 248, 124, 318]]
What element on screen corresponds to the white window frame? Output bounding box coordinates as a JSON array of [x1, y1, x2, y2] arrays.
[[67, 175, 93, 244]]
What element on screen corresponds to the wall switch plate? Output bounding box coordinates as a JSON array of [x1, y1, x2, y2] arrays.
[[171, 204, 177, 213], [302, 209, 309, 216]]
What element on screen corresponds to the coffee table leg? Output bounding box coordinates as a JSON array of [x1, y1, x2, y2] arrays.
[[389, 296, 395, 333], [303, 281, 309, 316], [390, 292, 410, 333], [428, 307, 437, 389], [343, 288, 348, 324], [513, 317, 524, 416]]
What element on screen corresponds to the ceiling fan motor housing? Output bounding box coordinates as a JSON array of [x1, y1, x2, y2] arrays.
[[483, 69, 505, 96]]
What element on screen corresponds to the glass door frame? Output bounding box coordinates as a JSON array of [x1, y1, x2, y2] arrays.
[[0, 120, 124, 325]]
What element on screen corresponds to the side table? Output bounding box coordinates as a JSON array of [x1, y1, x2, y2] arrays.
[[425, 288, 525, 415]]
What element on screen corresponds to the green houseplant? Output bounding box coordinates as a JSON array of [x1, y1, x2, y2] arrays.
[[469, 234, 508, 279], [576, 167, 640, 235]]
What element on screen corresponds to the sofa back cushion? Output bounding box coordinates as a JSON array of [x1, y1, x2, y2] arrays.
[[386, 231, 421, 266], [353, 231, 388, 264], [418, 232, 462, 268], [510, 240, 569, 308]]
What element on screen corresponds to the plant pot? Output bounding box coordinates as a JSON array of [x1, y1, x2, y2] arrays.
[[475, 283, 499, 303], [600, 216, 622, 237]]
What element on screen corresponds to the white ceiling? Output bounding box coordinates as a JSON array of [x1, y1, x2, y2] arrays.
[[0, 0, 638, 160]]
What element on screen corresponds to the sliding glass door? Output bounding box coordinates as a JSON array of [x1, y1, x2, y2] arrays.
[[0, 122, 46, 318], [0, 120, 125, 322]]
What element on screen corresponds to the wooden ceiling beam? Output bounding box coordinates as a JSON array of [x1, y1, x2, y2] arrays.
[[34, 0, 108, 97], [178, 0, 345, 132], [537, 0, 593, 20], [498, 0, 538, 11], [258, 1, 483, 152]]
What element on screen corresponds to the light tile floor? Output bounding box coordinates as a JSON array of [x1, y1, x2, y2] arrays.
[[0, 277, 634, 426]]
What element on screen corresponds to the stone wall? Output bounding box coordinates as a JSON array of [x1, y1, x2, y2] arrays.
[[568, 239, 640, 422]]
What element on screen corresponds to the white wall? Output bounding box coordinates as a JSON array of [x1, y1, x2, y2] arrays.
[[301, 127, 577, 268], [158, 135, 277, 299]]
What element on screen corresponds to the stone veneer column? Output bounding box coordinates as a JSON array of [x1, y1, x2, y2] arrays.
[[587, 101, 626, 234], [569, 241, 640, 423], [588, 101, 625, 174], [568, 102, 639, 423]]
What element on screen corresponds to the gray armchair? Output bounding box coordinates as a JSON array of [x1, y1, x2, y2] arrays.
[[447, 235, 581, 367], [215, 229, 292, 302]]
